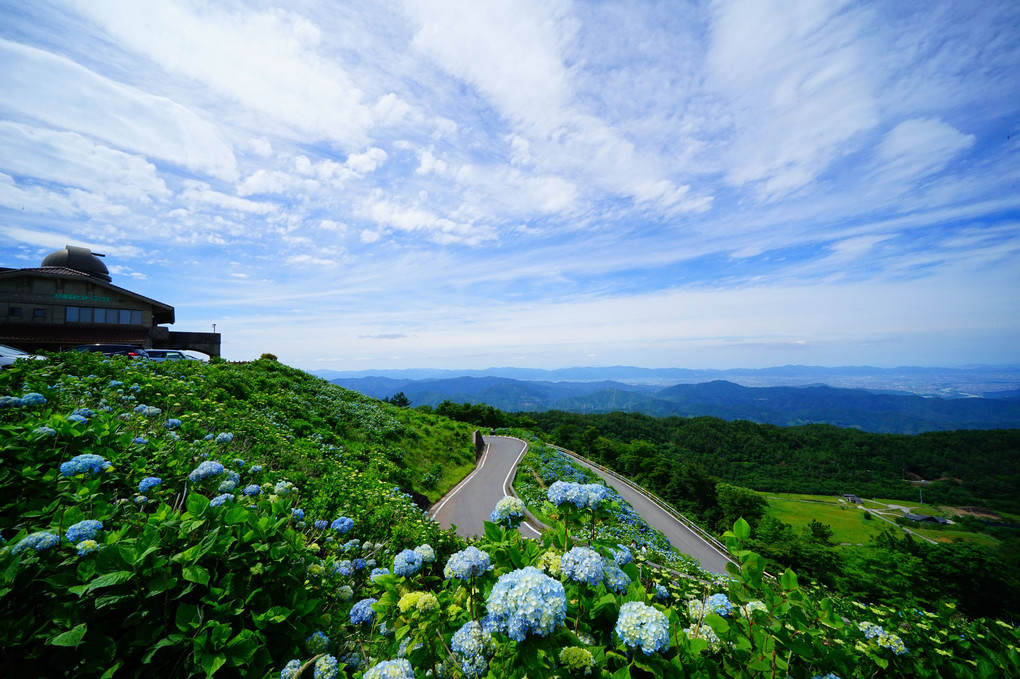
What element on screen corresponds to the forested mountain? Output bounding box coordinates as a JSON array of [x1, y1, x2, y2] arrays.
[[332, 375, 1020, 434]]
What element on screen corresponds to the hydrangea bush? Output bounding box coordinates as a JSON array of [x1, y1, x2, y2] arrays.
[[1, 354, 1017, 678]]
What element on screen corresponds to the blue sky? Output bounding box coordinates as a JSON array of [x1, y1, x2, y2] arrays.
[[1, 0, 1018, 370]]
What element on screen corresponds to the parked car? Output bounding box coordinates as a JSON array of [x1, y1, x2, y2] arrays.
[[146, 349, 199, 362], [69, 344, 150, 358], [0, 343, 44, 369]]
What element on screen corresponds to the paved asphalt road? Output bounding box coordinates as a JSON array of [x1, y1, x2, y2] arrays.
[[430, 436, 542, 539], [566, 455, 733, 574], [430, 436, 732, 573]]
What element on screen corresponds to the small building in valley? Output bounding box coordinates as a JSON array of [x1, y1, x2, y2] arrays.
[[0, 245, 220, 356], [842, 493, 863, 504], [903, 513, 951, 525]]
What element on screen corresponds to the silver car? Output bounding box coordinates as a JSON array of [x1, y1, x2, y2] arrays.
[[0, 343, 43, 369]]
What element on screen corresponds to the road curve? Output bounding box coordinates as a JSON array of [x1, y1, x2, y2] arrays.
[[430, 436, 542, 539], [430, 435, 732, 573], [565, 454, 733, 574]]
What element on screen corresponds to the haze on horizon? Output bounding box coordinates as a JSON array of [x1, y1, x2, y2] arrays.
[[1, 1, 1018, 372]]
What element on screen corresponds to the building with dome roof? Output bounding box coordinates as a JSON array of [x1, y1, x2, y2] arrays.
[[0, 245, 220, 356]]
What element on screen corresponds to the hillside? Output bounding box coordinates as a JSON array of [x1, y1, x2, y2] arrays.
[[332, 375, 1020, 434], [2, 355, 1018, 678]]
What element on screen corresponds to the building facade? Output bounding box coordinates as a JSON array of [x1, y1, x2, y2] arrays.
[[0, 245, 220, 356]]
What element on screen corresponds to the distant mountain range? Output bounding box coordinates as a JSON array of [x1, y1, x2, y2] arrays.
[[322, 373, 1020, 435], [311, 364, 1020, 399]]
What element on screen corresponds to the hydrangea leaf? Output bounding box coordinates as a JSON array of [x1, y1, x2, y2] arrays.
[[50, 623, 87, 647]]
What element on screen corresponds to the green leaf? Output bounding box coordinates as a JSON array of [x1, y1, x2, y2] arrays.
[[50, 623, 87, 647], [780, 568, 799, 591], [86, 570, 134, 593], [732, 517, 751, 541], [183, 565, 211, 587], [186, 492, 210, 517], [200, 652, 227, 676], [484, 520, 502, 542]]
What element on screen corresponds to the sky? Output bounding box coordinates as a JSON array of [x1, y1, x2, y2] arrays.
[[1, 0, 1018, 371]]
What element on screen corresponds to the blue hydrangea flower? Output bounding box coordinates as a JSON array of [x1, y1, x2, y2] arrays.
[[188, 460, 225, 482], [67, 414, 88, 424], [249, 464, 263, 474], [314, 519, 328, 530], [132, 437, 149, 445], [135, 495, 148, 504], [654, 583, 669, 600], [233, 458, 245, 467], [210, 493, 235, 507], [547, 481, 607, 509], [274, 480, 296, 495], [337, 585, 353, 601], [66, 520, 103, 543], [350, 597, 378, 625], [363, 659, 413, 679], [108, 380, 123, 387], [353, 558, 366, 570], [204, 433, 214, 441], [306, 630, 330, 654], [616, 601, 670, 655], [0, 396, 22, 407], [688, 593, 733, 618], [76, 539, 99, 556], [279, 659, 301, 679], [60, 454, 111, 477], [33, 426, 57, 437], [444, 546, 492, 580], [138, 477, 162, 493], [313, 655, 338, 679], [561, 547, 604, 586], [215, 432, 234, 444], [72, 407, 95, 419], [291, 508, 305, 520], [218, 480, 237, 492], [242, 484, 261, 496], [12, 531, 59, 554], [20, 392, 46, 407], [164, 418, 182, 429], [330, 517, 353, 534], [451, 620, 495, 677], [370, 567, 390, 582], [602, 558, 631, 593], [393, 548, 423, 577], [490, 495, 526, 526], [335, 559, 354, 576], [612, 544, 633, 565], [485, 566, 567, 641], [414, 543, 435, 563]]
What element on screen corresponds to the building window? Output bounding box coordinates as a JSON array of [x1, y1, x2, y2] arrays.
[[64, 306, 143, 325], [8, 306, 21, 317], [33, 308, 45, 320]]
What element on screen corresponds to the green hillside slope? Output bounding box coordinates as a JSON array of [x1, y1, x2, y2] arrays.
[[1, 354, 1017, 678]]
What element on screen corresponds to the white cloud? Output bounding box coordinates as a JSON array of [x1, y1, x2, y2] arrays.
[[0, 39, 237, 181], [707, 0, 879, 198], [180, 182, 278, 215], [0, 121, 169, 202], [72, 0, 377, 149], [877, 118, 975, 182]]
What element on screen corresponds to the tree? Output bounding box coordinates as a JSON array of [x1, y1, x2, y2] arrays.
[[384, 392, 411, 407]]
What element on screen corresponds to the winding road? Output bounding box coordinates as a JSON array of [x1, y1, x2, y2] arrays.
[[430, 436, 733, 574]]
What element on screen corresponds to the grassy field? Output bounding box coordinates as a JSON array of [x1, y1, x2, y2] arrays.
[[761, 492, 1001, 546], [762, 495, 886, 545]]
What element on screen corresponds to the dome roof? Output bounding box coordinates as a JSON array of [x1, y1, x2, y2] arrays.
[[41, 245, 111, 282]]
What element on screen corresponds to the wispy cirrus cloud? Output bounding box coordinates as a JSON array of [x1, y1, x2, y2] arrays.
[[0, 0, 1016, 369]]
